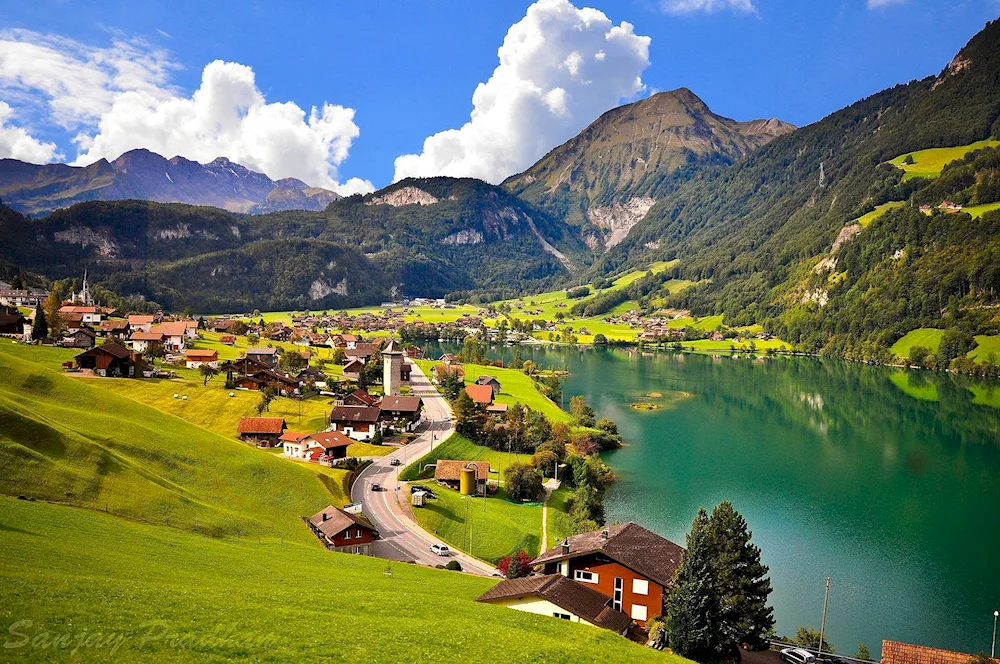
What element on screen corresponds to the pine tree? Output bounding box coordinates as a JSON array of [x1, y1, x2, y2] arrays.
[[32, 304, 48, 340], [708, 501, 775, 650], [666, 509, 727, 660], [42, 291, 63, 338], [453, 390, 484, 439]]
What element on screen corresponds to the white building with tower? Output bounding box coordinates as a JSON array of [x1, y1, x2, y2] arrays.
[[382, 339, 402, 397]]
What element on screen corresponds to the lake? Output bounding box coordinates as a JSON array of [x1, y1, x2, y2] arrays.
[[426, 343, 1000, 656]]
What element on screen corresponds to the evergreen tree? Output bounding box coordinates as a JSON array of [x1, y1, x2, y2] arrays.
[[666, 508, 727, 660], [31, 304, 48, 340], [708, 501, 775, 650], [42, 291, 64, 338], [453, 390, 484, 440]]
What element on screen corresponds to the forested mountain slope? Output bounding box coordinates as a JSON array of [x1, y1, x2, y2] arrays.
[[597, 18, 1000, 362]]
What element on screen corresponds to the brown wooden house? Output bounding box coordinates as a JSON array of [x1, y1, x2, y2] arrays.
[[74, 341, 143, 377], [236, 417, 287, 447], [307, 505, 377, 555]]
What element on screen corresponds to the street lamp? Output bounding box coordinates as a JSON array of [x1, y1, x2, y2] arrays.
[[992, 610, 998, 658]]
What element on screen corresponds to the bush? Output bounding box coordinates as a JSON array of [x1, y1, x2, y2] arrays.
[[504, 462, 543, 501], [566, 286, 590, 299], [497, 550, 534, 578], [445, 560, 462, 572]]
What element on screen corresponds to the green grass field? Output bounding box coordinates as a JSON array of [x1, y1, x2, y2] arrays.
[[0, 497, 681, 663], [673, 338, 791, 353], [546, 486, 575, 547], [890, 328, 945, 359], [963, 202, 1000, 219], [399, 433, 532, 483], [0, 347, 350, 541], [968, 334, 1000, 363], [854, 201, 907, 228], [889, 139, 1000, 181], [410, 484, 544, 562]]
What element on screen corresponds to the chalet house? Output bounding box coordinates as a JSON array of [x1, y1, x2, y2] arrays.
[[329, 405, 382, 441], [879, 640, 995, 664], [939, 200, 962, 212], [343, 390, 378, 407], [99, 319, 130, 339], [532, 522, 684, 627], [486, 403, 509, 415], [434, 460, 490, 494], [307, 505, 377, 555], [278, 431, 309, 457], [403, 346, 423, 359], [222, 358, 302, 396], [212, 319, 238, 333], [342, 358, 365, 380], [303, 431, 353, 463], [184, 349, 219, 369], [62, 313, 85, 333], [74, 341, 143, 378], [0, 311, 29, 338], [465, 384, 495, 407], [154, 322, 190, 352], [919, 204, 933, 214], [59, 305, 102, 325], [236, 417, 286, 447], [476, 574, 630, 636], [431, 364, 465, 383], [63, 327, 97, 349], [219, 335, 236, 345], [475, 375, 502, 397], [129, 331, 165, 354], [128, 315, 155, 333], [347, 343, 375, 362], [0, 287, 47, 307], [439, 353, 458, 365], [297, 366, 328, 386], [378, 395, 423, 432], [246, 347, 278, 368]]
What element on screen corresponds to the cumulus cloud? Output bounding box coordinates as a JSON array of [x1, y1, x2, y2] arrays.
[[0, 30, 371, 193], [0, 102, 61, 163], [393, 0, 651, 184], [661, 0, 757, 15]]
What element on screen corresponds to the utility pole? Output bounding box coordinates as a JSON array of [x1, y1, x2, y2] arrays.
[[817, 577, 831, 658], [992, 610, 998, 658]]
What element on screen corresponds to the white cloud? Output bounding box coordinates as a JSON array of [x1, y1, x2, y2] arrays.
[[392, 0, 651, 184], [867, 0, 907, 8], [661, 0, 757, 15], [0, 30, 371, 193], [0, 102, 61, 163]]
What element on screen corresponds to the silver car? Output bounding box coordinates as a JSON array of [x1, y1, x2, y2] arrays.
[[781, 648, 817, 664]]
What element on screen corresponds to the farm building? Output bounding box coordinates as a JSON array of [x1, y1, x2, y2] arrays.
[[236, 417, 287, 447]]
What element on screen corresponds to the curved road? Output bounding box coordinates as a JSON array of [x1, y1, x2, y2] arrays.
[[351, 363, 497, 576]]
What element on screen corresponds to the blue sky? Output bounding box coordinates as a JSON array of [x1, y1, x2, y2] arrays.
[[0, 0, 996, 192]]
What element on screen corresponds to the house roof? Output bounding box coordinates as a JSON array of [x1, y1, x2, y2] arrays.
[[184, 349, 218, 359], [433, 364, 465, 377], [308, 505, 375, 538], [129, 331, 164, 341], [350, 343, 376, 357], [465, 384, 494, 404], [346, 390, 378, 406], [485, 403, 509, 413], [434, 460, 490, 481], [881, 641, 994, 664], [100, 320, 129, 331], [236, 417, 286, 435], [247, 347, 278, 356], [279, 431, 309, 443], [382, 339, 402, 355], [128, 315, 155, 326], [329, 405, 381, 424], [379, 395, 422, 413], [305, 431, 353, 449], [533, 522, 684, 589], [476, 375, 500, 385], [76, 340, 132, 360], [0, 313, 26, 326], [59, 305, 98, 314], [157, 321, 190, 336], [477, 575, 630, 634], [342, 359, 365, 372]]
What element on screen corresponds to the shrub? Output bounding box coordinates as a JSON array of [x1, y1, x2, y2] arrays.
[[497, 550, 534, 578], [445, 560, 462, 572], [504, 463, 543, 501]]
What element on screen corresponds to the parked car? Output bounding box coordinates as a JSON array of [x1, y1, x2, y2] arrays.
[[781, 649, 818, 664], [371, 483, 381, 492], [430, 543, 450, 556], [410, 484, 433, 494], [389, 458, 401, 466]]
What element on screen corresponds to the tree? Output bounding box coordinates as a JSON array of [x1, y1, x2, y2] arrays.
[[199, 364, 219, 386], [504, 462, 543, 501], [707, 501, 774, 651], [596, 418, 619, 436], [453, 390, 484, 439], [666, 508, 727, 660], [856, 644, 872, 661], [31, 304, 48, 341], [531, 449, 558, 475], [909, 345, 931, 368], [43, 291, 64, 338], [593, 333, 607, 345], [792, 627, 833, 654], [497, 550, 534, 579], [570, 395, 596, 428]]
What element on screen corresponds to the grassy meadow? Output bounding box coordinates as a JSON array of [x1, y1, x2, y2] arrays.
[[0, 497, 681, 664], [854, 201, 907, 228], [399, 433, 532, 483], [889, 328, 945, 359], [889, 139, 1000, 181]]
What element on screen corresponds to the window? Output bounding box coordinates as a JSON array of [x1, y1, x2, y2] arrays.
[[613, 578, 623, 611], [345, 530, 352, 540], [631, 604, 647, 621], [356, 529, 362, 538], [632, 579, 649, 596], [573, 570, 598, 584], [553, 612, 571, 620]]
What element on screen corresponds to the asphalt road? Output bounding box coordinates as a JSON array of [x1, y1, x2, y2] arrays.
[[351, 363, 497, 576]]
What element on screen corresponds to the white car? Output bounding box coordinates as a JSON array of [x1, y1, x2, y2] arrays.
[[430, 543, 450, 556], [781, 648, 817, 664]]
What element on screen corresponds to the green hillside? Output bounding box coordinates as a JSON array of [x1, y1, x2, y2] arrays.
[[889, 138, 1000, 180], [0, 497, 679, 663], [0, 347, 348, 540]]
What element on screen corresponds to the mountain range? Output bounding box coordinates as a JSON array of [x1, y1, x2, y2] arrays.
[[3, 17, 1000, 362], [0, 149, 341, 216]]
